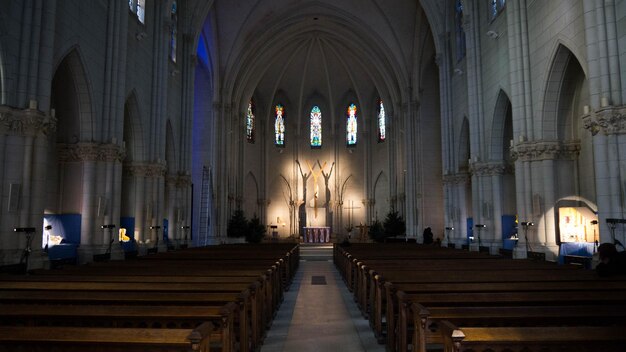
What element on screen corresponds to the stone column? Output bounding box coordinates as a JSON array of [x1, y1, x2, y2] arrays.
[[0, 105, 56, 267]]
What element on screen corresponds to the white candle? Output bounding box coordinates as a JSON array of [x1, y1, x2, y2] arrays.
[[601, 97, 609, 107], [583, 105, 589, 114], [29, 99, 38, 110]]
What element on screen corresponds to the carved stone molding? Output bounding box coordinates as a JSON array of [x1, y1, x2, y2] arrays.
[[58, 142, 126, 163], [470, 162, 507, 177], [443, 173, 470, 185], [0, 106, 57, 137], [511, 140, 580, 162], [166, 173, 192, 188], [583, 105, 626, 135], [123, 161, 167, 177]]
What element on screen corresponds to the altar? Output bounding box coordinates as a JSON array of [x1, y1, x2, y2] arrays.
[[302, 226, 331, 243]]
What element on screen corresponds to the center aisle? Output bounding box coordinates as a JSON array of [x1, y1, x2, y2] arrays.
[[261, 244, 384, 352]]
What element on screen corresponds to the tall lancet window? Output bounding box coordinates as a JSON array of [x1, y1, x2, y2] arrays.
[[378, 99, 386, 142], [246, 100, 255, 143], [310, 106, 322, 148], [346, 103, 358, 147], [275, 104, 285, 147], [129, 0, 146, 24], [170, 1, 177, 62], [455, 0, 466, 61], [137, 0, 145, 23]]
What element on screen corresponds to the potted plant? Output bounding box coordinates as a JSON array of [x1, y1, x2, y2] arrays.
[[368, 219, 385, 243], [383, 210, 406, 239], [246, 214, 266, 244], [227, 209, 248, 241]]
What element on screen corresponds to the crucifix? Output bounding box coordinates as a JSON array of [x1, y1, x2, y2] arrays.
[[296, 160, 312, 235], [306, 160, 325, 218]]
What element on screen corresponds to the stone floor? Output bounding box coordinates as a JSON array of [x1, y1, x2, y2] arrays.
[[260, 244, 384, 352]]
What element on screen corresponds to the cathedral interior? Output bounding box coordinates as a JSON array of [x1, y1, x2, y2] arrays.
[[0, 0, 625, 267]]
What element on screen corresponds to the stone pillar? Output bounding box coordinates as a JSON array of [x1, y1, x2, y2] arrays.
[[583, 106, 626, 243], [0, 106, 56, 267]]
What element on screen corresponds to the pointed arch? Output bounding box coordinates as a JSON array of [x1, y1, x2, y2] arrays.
[[373, 171, 389, 221], [490, 90, 512, 160], [244, 171, 260, 217], [123, 91, 146, 162], [458, 116, 470, 171], [51, 47, 95, 142], [542, 44, 587, 140]]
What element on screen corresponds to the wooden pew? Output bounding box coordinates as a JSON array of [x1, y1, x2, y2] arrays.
[[440, 321, 626, 352], [411, 304, 626, 352], [0, 303, 237, 352], [0, 280, 259, 351], [0, 322, 217, 352], [391, 289, 626, 352]]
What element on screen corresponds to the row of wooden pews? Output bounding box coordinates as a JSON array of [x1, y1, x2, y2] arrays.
[[0, 243, 299, 352], [334, 243, 626, 352]]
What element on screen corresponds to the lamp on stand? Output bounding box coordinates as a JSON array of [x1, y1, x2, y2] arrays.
[[149, 226, 161, 254], [14, 227, 36, 274], [520, 221, 534, 253]]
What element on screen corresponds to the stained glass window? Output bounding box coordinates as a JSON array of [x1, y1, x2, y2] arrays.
[[246, 100, 255, 143], [346, 103, 358, 147], [310, 106, 322, 148], [170, 1, 177, 63], [137, 0, 145, 24], [455, 0, 466, 61], [490, 0, 506, 21], [378, 99, 386, 142], [129, 0, 146, 24], [275, 104, 285, 147]]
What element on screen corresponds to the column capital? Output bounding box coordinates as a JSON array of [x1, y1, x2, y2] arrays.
[[166, 172, 192, 188], [58, 142, 126, 163], [583, 105, 626, 135], [511, 140, 580, 162], [0, 105, 57, 137], [443, 172, 471, 185], [123, 161, 167, 177], [470, 162, 509, 176]]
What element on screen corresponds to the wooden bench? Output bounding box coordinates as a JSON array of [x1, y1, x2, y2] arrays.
[[0, 322, 217, 352], [411, 304, 626, 352], [440, 321, 626, 352], [0, 303, 237, 352], [392, 289, 626, 352], [0, 279, 262, 351]]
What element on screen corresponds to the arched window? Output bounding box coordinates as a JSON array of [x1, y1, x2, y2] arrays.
[[346, 103, 358, 147], [246, 99, 255, 143], [378, 99, 386, 142], [170, 1, 177, 62], [455, 0, 466, 61], [490, 0, 506, 21], [128, 0, 146, 24], [275, 104, 285, 147], [310, 106, 322, 148]]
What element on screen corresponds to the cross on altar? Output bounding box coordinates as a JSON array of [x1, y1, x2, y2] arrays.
[[356, 224, 369, 242], [343, 200, 361, 228]]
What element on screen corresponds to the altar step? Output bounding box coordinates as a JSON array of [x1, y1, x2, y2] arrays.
[[300, 243, 333, 261]]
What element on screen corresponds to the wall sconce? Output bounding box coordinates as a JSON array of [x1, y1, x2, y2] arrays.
[[136, 31, 147, 40], [486, 30, 500, 39]]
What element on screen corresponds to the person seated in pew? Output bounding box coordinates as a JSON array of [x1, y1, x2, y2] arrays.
[[596, 243, 626, 277]]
